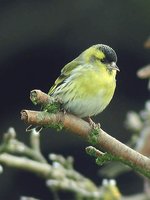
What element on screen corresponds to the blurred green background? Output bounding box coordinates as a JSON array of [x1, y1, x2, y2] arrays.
[[0, 0, 149, 199]]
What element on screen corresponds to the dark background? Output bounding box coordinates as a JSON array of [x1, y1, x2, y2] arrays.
[[0, 1, 149, 199]]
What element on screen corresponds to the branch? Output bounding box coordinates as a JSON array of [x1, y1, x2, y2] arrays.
[[0, 127, 47, 163], [0, 152, 94, 184], [0, 128, 122, 199], [0, 153, 51, 179], [137, 65, 150, 79], [1, 128, 150, 199], [21, 90, 150, 178], [144, 36, 150, 49], [29, 130, 47, 163], [0, 151, 123, 199]]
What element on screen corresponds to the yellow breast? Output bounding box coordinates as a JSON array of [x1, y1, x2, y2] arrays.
[[75, 64, 116, 98], [62, 64, 116, 117]]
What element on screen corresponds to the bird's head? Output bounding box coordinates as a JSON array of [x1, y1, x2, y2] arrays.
[[82, 44, 119, 72]]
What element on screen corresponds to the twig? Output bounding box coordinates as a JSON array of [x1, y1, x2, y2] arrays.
[[0, 128, 47, 163], [0, 153, 98, 192], [21, 90, 150, 178], [122, 194, 148, 200], [20, 197, 40, 200], [30, 90, 55, 105], [137, 65, 150, 79], [30, 130, 47, 163], [1, 129, 149, 200], [144, 36, 150, 49], [86, 146, 115, 165], [0, 153, 51, 178]]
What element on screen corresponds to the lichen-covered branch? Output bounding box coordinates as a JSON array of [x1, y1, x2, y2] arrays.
[[20, 90, 150, 178]]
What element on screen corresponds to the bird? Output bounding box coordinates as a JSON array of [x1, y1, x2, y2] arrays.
[[27, 44, 119, 132], [48, 44, 119, 119]]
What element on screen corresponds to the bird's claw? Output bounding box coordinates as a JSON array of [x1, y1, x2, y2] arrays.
[[88, 117, 101, 129]]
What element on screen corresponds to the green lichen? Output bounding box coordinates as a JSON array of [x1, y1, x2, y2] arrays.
[[96, 153, 115, 166], [36, 106, 64, 132], [86, 146, 118, 166], [45, 122, 64, 132], [30, 92, 38, 105], [88, 126, 100, 145], [86, 146, 97, 157], [44, 102, 61, 114]]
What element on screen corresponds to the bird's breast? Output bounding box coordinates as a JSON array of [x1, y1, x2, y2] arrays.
[[61, 66, 116, 117]]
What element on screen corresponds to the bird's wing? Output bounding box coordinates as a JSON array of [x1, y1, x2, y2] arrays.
[[48, 59, 80, 95]]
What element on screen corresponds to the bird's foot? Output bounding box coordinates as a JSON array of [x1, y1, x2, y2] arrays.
[[61, 107, 67, 115], [87, 117, 101, 130], [26, 125, 43, 133]]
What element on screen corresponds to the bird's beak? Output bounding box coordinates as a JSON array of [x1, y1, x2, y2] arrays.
[[109, 62, 120, 71]]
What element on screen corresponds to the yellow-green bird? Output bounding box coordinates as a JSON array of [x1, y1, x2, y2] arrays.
[[48, 44, 119, 118]]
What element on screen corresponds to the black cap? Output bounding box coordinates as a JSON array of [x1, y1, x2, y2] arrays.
[[98, 44, 117, 63]]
